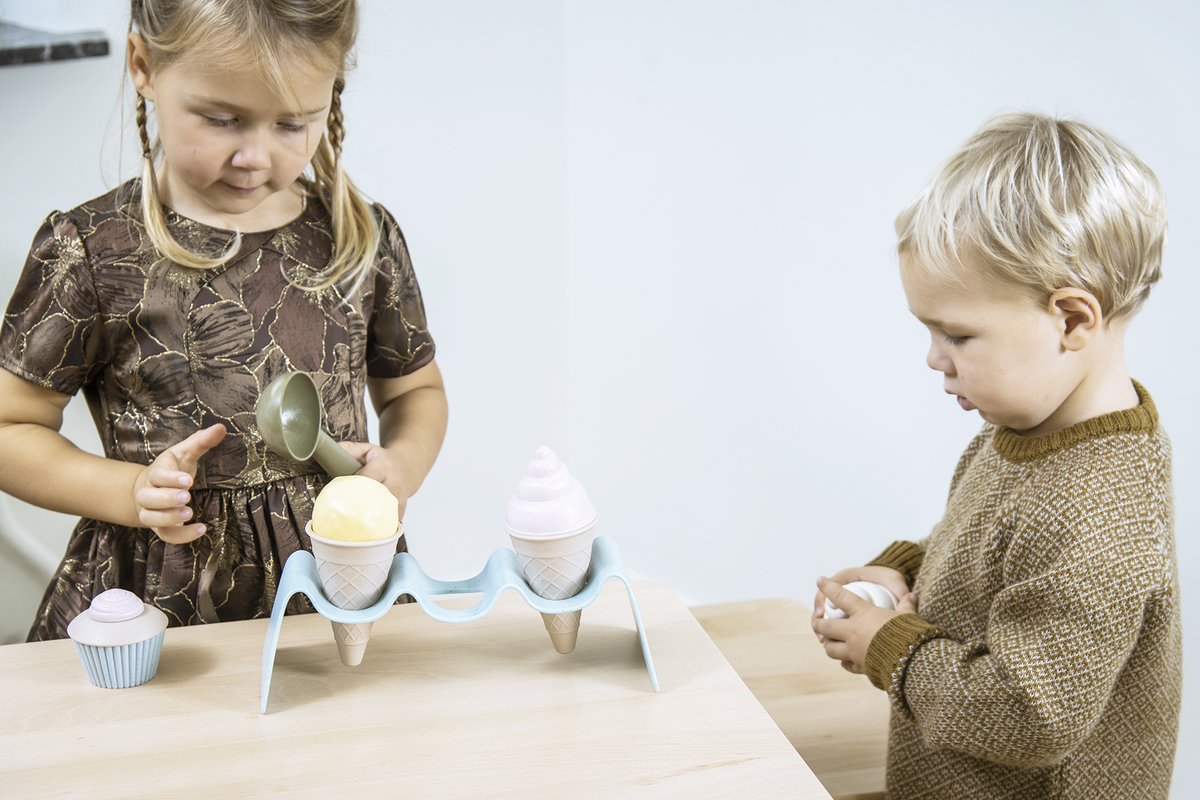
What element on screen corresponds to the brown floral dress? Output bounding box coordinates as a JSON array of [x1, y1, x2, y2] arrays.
[[0, 180, 435, 640]]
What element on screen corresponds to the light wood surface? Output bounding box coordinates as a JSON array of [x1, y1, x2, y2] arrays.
[[692, 598, 889, 799], [0, 582, 831, 799]]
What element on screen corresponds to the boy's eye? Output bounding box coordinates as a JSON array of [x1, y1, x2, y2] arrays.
[[944, 334, 970, 346]]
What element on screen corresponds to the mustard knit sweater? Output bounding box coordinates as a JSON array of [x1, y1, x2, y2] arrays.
[[865, 382, 1181, 799]]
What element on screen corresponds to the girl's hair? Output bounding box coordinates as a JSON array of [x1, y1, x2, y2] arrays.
[[895, 112, 1166, 321], [130, 0, 379, 294]]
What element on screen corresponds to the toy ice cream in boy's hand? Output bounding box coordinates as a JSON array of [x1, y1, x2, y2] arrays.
[[307, 475, 402, 665], [505, 447, 598, 654], [823, 581, 897, 620]]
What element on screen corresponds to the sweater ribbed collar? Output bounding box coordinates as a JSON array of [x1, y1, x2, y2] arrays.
[[992, 380, 1158, 462]]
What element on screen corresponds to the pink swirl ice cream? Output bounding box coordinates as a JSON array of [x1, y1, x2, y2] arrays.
[[505, 447, 599, 655], [505, 446, 597, 537]]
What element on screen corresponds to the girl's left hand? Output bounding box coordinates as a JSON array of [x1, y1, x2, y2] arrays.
[[337, 441, 411, 520], [811, 576, 919, 674]]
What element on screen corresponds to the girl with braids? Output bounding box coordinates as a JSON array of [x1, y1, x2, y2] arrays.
[[0, 0, 447, 640]]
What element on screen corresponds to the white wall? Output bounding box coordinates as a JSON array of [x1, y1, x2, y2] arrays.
[[1, 0, 1195, 793]]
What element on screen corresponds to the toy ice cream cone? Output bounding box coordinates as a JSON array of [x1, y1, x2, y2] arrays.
[[306, 476, 402, 666], [508, 525, 597, 653], [505, 447, 598, 654], [308, 525, 401, 665]]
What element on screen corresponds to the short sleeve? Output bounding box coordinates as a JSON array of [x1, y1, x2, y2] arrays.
[[0, 213, 105, 394], [365, 205, 436, 378]]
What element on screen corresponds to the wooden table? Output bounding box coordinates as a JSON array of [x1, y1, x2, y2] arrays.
[[692, 598, 890, 800], [0, 582, 831, 798]]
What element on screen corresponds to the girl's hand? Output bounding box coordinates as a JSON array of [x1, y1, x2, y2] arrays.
[[812, 576, 919, 674], [338, 441, 411, 521], [811, 564, 909, 632], [132, 424, 226, 544]]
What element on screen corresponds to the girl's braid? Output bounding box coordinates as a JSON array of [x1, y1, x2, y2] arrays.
[[327, 77, 346, 159], [135, 93, 152, 158]]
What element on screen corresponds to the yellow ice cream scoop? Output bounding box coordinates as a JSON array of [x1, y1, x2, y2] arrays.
[[310, 476, 399, 542]]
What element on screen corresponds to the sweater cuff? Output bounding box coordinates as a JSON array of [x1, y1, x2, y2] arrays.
[[867, 540, 925, 587], [865, 612, 941, 691]]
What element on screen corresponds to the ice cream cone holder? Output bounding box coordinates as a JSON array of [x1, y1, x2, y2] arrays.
[[260, 535, 658, 713]]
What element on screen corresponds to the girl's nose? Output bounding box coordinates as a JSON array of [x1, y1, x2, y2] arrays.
[[926, 339, 954, 374], [231, 134, 270, 170]]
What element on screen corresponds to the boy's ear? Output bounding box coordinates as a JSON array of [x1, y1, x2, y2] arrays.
[[1048, 288, 1103, 351], [127, 33, 155, 101]]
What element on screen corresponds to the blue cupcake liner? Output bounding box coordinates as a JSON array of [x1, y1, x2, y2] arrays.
[[73, 631, 165, 689]]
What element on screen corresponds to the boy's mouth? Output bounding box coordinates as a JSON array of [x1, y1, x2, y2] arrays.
[[956, 395, 976, 411]]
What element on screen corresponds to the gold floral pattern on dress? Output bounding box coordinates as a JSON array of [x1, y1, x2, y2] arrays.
[[0, 179, 435, 640]]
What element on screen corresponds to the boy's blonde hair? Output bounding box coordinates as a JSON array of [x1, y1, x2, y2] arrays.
[[895, 112, 1166, 320], [130, 0, 379, 294]]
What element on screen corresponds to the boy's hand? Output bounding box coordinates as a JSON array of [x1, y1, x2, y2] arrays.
[[132, 424, 226, 545], [812, 576, 919, 674], [338, 441, 411, 522], [812, 565, 910, 630]]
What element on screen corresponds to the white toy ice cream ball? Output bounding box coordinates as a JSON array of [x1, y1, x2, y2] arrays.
[[823, 581, 898, 620]]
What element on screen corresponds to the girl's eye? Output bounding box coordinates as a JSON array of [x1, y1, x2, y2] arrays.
[[278, 121, 305, 133], [944, 334, 970, 346], [204, 116, 237, 128]]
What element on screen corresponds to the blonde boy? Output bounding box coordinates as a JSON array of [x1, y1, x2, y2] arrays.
[[812, 112, 1180, 799]]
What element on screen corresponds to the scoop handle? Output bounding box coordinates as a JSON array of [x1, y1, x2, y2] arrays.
[[313, 433, 363, 477]]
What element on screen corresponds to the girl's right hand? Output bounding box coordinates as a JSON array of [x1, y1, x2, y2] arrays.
[[132, 424, 227, 544], [811, 565, 910, 634]]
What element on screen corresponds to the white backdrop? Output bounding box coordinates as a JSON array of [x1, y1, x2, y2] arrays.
[[1, 1, 1195, 793]]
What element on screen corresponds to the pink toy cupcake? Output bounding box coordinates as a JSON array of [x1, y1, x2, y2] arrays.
[[66, 589, 168, 689]]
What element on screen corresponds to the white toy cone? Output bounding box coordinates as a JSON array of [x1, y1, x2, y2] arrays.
[[307, 523, 401, 666], [508, 523, 597, 654]]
